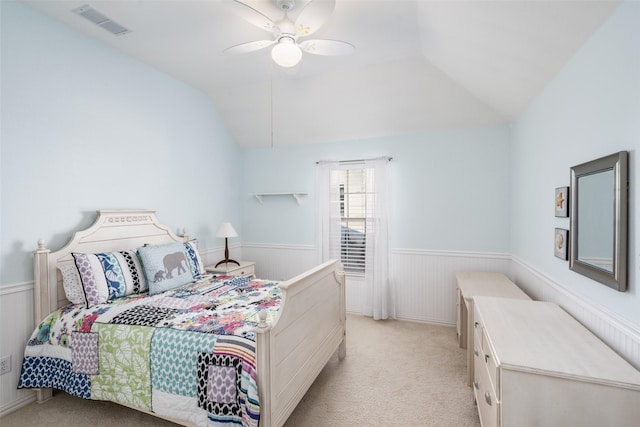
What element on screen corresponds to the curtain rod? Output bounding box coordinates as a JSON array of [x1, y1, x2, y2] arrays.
[[316, 156, 392, 165]]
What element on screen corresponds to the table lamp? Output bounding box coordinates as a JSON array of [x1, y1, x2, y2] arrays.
[[215, 222, 240, 267]]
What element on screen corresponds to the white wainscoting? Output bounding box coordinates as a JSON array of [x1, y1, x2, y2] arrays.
[[3, 246, 639, 416], [241, 246, 640, 370], [241, 244, 512, 324], [198, 246, 226, 271], [242, 244, 511, 325], [390, 249, 511, 325], [240, 243, 318, 281], [0, 282, 38, 416], [511, 257, 640, 370]]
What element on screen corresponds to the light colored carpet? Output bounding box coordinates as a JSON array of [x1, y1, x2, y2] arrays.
[[2, 315, 480, 426]]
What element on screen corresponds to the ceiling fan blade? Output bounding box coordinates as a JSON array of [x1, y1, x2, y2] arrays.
[[299, 39, 354, 56], [223, 39, 275, 55], [226, 0, 277, 32], [295, 0, 336, 37]]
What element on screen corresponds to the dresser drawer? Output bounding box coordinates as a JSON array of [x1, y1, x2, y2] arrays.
[[481, 328, 499, 394], [205, 262, 256, 278], [475, 303, 499, 395], [473, 311, 482, 346], [474, 340, 499, 427], [456, 287, 463, 347], [235, 264, 255, 278]]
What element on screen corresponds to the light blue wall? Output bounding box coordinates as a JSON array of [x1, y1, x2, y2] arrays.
[[511, 1, 639, 324], [241, 126, 511, 252], [0, 2, 241, 284], [2, 0, 637, 329]]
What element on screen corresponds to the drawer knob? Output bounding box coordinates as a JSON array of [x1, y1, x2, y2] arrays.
[[473, 379, 479, 390], [474, 321, 479, 328], [485, 354, 490, 363], [484, 391, 492, 406], [474, 347, 480, 357]]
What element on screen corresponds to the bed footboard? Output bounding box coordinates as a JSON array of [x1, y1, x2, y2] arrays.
[[255, 259, 346, 427]]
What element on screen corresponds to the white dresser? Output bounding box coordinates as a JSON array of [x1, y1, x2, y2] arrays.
[[456, 272, 531, 386], [473, 297, 640, 427]]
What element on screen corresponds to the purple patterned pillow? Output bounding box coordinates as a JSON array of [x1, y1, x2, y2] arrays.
[[71, 250, 148, 307]]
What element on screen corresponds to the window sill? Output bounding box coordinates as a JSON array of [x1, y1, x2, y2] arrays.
[[343, 271, 365, 278]]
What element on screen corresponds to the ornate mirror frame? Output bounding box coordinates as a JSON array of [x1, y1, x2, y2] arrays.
[[569, 151, 628, 292]]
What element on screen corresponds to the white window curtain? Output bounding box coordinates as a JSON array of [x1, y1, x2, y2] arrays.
[[316, 157, 395, 320], [316, 161, 342, 265]]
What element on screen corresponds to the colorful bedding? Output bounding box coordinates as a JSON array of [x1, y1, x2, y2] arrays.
[[18, 274, 282, 427]]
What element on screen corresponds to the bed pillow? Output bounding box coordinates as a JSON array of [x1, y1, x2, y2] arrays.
[[58, 264, 86, 306], [137, 242, 195, 295], [72, 250, 148, 307], [184, 239, 205, 277]]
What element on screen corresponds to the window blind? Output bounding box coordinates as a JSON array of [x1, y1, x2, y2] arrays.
[[335, 167, 374, 273]]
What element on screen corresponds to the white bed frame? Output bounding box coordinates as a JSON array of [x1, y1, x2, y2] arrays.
[[32, 209, 346, 427]]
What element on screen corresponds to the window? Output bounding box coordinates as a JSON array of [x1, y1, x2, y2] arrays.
[[338, 168, 372, 274], [317, 157, 393, 319]]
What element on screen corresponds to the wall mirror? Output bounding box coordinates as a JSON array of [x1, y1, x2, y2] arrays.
[[569, 151, 628, 291]]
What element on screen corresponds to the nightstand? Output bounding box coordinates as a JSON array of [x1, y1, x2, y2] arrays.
[[205, 261, 256, 278]]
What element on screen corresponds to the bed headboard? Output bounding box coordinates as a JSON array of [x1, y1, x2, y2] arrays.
[[33, 209, 188, 325]]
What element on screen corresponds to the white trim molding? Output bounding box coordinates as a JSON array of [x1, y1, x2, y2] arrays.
[[241, 242, 316, 251], [0, 392, 36, 418], [0, 282, 33, 296], [392, 248, 511, 260]]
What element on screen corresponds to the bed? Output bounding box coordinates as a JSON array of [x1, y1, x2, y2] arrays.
[[18, 210, 346, 427]]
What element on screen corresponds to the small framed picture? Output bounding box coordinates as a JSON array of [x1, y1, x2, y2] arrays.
[[554, 228, 568, 260], [555, 187, 569, 217]]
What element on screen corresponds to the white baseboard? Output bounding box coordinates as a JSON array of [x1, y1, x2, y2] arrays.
[[0, 391, 36, 418]]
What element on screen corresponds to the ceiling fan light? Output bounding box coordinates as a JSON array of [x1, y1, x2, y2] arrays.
[[271, 38, 302, 67]]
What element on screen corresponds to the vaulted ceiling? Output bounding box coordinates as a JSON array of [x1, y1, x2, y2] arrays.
[[25, 0, 619, 148]]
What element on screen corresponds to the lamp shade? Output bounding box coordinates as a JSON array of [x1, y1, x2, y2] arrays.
[[271, 37, 302, 68], [216, 222, 238, 238]]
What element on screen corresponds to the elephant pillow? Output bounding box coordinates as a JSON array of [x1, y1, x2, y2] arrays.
[[138, 242, 195, 295]]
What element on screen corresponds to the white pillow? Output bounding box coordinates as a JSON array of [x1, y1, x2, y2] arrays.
[[58, 264, 86, 305]]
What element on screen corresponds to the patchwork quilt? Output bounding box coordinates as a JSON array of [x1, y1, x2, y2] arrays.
[[18, 274, 282, 427]]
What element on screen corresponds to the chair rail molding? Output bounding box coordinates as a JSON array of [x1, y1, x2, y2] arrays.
[[0, 281, 33, 296]]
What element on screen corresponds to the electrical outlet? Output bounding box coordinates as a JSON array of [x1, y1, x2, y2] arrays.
[[0, 355, 11, 375]]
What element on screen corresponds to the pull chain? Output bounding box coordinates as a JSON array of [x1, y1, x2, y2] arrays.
[[270, 57, 274, 150]]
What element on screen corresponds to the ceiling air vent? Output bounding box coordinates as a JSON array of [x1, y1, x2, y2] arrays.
[[72, 4, 131, 36]]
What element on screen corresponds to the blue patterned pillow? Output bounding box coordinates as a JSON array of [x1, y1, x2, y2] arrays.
[[138, 242, 195, 295], [71, 250, 148, 307], [184, 239, 205, 277]]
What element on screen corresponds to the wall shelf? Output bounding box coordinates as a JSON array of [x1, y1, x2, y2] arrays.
[[250, 192, 307, 205]]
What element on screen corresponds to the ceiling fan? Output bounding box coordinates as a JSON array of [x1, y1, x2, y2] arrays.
[[224, 0, 355, 68]]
